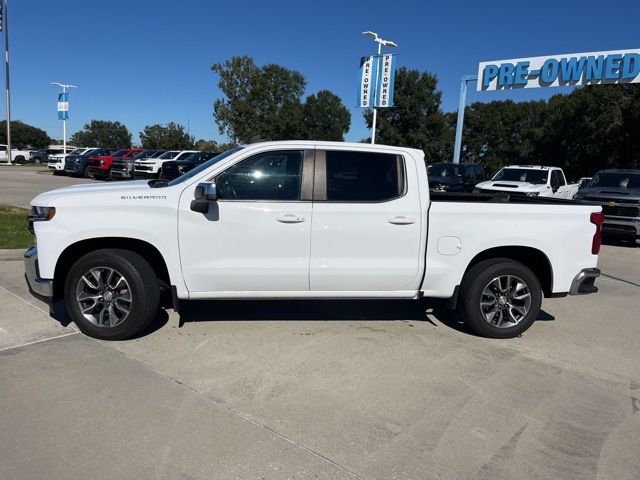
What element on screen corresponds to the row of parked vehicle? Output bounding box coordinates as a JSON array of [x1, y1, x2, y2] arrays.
[[427, 162, 640, 242], [47, 148, 219, 181]]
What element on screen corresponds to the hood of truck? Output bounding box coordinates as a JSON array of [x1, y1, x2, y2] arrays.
[[476, 180, 547, 192], [577, 187, 640, 203], [31, 180, 152, 206]]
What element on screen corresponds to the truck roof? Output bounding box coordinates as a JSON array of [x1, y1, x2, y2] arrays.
[[242, 140, 424, 157], [506, 165, 559, 170]]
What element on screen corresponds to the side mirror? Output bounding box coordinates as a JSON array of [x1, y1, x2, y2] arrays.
[[190, 183, 217, 213]]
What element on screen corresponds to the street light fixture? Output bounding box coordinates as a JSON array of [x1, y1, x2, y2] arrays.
[[50, 82, 77, 156], [362, 31, 397, 144]]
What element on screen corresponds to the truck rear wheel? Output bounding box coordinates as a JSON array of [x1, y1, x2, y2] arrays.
[[64, 249, 160, 340], [458, 259, 542, 339]]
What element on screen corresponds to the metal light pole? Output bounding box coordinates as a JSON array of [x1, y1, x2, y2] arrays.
[[50, 82, 76, 155], [2, 0, 12, 164], [362, 31, 397, 144], [452, 75, 477, 165]]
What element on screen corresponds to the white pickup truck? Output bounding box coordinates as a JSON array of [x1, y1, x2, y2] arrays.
[[0, 144, 30, 164], [133, 150, 198, 178], [25, 141, 603, 340], [474, 165, 580, 199]]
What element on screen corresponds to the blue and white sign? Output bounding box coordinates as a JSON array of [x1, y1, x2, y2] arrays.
[[478, 49, 640, 91], [357, 54, 397, 108], [375, 54, 396, 107], [57, 92, 69, 120], [358, 55, 378, 107]]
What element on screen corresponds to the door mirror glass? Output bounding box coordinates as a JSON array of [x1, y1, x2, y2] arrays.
[[194, 182, 217, 201]]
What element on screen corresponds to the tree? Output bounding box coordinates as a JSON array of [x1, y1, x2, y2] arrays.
[[363, 67, 453, 163], [212, 56, 307, 143], [0, 121, 51, 148], [301, 90, 350, 141], [139, 122, 194, 150], [70, 120, 132, 147], [193, 139, 219, 151]]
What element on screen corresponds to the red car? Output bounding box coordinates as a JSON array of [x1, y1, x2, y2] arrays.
[[87, 148, 147, 180]]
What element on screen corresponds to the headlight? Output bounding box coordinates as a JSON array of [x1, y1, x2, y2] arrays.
[[28, 206, 56, 234], [178, 165, 186, 173], [473, 188, 481, 193], [525, 191, 540, 197], [100, 160, 105, 166]]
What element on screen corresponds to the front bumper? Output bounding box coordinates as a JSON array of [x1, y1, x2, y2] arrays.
[[24, 247, 54, 301], [87, 166, 109, 177], [602, 218, 640, 237], [569, 268, 600, 295], [48, 162, 64, 171], [110, 167, 134, 178]]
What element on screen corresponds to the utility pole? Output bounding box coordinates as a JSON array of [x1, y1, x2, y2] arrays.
[[50, 82, 76, 155], [2, 0, 12, 164], [362, 31, 397, 144]]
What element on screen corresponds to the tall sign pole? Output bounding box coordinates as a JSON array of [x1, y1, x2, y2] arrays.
[[2, 0, 11, 164], [359, 31, 398, 144], [50, 82, 76, 154]]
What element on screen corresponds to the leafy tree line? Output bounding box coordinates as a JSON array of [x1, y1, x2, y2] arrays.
[[0, 121, 51, 148]]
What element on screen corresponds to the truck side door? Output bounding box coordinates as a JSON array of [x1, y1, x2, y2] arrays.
[[551, 169, 570, 198], [309, 149, 423, 294], [178, 149, 314, 294]]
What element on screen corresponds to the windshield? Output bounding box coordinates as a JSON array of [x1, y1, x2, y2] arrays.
[[492, 168, 548, 185], [167, 147, 244, 186], [590, 172, 640, 189], [111, 149, 128, 157], [132, 150, 154, 159], [429, 164, 460, 178], [158, 151, 180, 159], [68, 149, 84, 155]]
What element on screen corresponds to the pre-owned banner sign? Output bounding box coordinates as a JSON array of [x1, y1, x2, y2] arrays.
[[357, 54, 397, 108]]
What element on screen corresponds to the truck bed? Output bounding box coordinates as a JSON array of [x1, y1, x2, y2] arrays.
[[430, 191, 598, 206]]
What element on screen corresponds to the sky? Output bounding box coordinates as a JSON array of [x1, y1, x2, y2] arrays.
[[7, 0, 640, 145]]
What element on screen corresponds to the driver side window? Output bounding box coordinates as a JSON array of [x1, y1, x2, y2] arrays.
[[215, 150, 303, 201]]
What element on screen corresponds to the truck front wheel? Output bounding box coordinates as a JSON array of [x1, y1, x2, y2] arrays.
[[458, 259, 542, 339], [64, 249, 160, 340]]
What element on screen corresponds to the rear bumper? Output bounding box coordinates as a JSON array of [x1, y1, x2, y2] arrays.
[[24, 247, 54, 302], [569, 268, 600, 295]]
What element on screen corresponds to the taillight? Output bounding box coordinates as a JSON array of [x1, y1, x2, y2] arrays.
[[590, 211, 604, 255]]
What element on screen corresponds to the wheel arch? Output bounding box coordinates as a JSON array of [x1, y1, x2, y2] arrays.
[[53, 237, 171, 301], [464, 246, 554, 297]]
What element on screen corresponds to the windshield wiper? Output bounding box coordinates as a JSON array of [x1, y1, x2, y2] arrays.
[[148, 179, 168, 188]]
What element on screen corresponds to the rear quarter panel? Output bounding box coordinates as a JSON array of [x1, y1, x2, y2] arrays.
[[421, 201, 601, 297]]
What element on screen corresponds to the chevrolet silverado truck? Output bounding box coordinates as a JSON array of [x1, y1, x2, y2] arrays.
[[48, 148, 94, 174], [575, 169, 640, 242], [133, 150, 198, 178], [0, 144, 30, 164], [25, 141, 603, 341], [475, 165, 580, 199]]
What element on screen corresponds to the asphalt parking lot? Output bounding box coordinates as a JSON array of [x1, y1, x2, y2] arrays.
[[1, 167, 639, 479]]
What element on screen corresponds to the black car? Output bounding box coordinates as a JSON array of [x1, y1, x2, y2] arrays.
[[160, 151, 219, 180], [575, 169, 640, 241], [110, 149, 160, 180], [64, 148, 114, 177], [428, 162, 486, 192]]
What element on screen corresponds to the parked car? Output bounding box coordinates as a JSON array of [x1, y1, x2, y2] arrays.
[[575, 169, 640, 242], [428, 162, 486, 192], [110, 150, 163, 180], [474, 165, 580, 199], [578, 177, 592, 189], [134, 150, 198, 178], [160, 151, 219, 180], [26, 141, 603, 341], [87, 148, 146, 180], [48, 148, 94, 174], [0, 144, 31, 164], [64, 148, 115, 177]]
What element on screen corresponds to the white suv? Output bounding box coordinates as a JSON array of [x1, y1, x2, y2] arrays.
[[134, 150, 198, 178]]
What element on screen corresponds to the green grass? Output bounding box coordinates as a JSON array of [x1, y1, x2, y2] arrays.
[[0, 162, 48, 169], [0, 204, 33, 249]]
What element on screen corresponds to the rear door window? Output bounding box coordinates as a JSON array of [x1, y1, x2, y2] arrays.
[[322, 151, 404, 202]]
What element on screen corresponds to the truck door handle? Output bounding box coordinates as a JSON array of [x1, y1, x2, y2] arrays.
[[276, 214, 305, 224], [388, 216, 416, 225]]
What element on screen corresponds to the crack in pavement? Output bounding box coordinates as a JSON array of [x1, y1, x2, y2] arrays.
[[601, 273, 640, 288]]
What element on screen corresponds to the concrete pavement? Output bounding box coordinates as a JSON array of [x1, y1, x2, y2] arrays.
[[1, 245, 639, 479]]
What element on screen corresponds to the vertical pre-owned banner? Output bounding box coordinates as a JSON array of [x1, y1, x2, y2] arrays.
[[57, 93, 69, 120], [375, 54, 396, 107], [357, 55, 379, 107]]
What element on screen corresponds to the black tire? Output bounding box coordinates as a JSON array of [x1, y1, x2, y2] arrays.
[[64, 249, 160, 340], [458, 258, 542, 339], [82, 166, 92, 178], [14, 156, 26, 164]]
